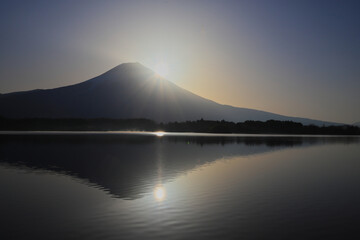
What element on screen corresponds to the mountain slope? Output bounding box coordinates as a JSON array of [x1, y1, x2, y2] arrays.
[[0, 63, 340, 125]]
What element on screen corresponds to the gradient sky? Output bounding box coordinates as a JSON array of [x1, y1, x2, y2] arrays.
[[1, 0, 359, 123]]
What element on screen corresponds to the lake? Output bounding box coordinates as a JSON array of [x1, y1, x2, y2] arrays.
[[0, 132, 359, 239]]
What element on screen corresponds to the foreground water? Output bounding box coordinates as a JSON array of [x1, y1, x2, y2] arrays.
[[0, 132, 359, 239]]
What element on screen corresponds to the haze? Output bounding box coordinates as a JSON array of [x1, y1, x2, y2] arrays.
[[0, 0, 359, 124]]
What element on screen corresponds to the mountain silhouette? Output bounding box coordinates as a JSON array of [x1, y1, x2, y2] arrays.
[[0, 63, 340, 125]]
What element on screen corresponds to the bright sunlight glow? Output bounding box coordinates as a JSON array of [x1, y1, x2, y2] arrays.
[[155, 131, 165, 137], [154, 62, 169, 77], [154, 185, 166, 201]]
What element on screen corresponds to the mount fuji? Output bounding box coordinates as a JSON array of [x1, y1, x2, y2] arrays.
[[0, 63, 340, 126]]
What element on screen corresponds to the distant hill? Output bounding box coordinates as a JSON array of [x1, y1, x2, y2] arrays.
[[354, 122, 360, 127], [0, 63, 341, 126]]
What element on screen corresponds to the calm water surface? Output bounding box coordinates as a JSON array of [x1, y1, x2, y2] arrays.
[[0, 132, 359, 239]]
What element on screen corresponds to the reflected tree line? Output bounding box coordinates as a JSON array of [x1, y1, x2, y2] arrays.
[[0, 116, 359, 135]]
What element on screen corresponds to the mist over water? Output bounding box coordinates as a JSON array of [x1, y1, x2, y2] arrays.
[[1, 133, 359, 239]]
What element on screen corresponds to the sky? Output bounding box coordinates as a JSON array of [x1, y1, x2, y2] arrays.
[[0, 0, 359, 124]]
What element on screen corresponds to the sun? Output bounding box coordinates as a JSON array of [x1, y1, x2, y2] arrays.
[[154, 62, 168, 77]]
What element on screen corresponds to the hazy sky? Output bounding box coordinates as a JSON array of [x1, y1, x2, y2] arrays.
[[1, 0, 359, 123]]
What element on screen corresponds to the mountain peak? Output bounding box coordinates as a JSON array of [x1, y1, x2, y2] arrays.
[[115, 62, 143, 68], [103, 62, 154, 78], [112, 62, 149, 71]]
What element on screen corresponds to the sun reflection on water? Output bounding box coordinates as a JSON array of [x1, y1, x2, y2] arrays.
[[153, 185, 166, 201], [154, 131, 165, 137]]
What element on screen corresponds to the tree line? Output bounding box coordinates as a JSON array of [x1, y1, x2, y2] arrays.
[[0, 116, 359, 135]]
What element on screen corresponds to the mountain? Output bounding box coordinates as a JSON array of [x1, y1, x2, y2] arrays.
[[354, 122, 360, 127], [0, 62, 340, 126]]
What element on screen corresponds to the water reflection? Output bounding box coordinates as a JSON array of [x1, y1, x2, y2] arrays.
[[0, 133, 358, 200], [154, 185, 166, 201], [1, 133, 360, 240], [154, 131, 165, 137]]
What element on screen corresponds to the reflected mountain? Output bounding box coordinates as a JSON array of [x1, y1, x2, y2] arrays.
[[0, 133, 358, 199]]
